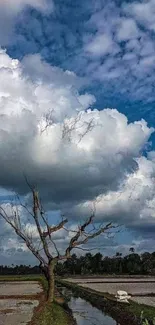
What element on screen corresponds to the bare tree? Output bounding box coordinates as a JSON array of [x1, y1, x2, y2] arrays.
[[0, 186, 116, 303]]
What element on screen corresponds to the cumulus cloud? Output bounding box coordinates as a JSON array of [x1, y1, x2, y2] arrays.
[[0, 49, 154, 227], [0, 49, 153, 213], [69, 155, 155, 236]]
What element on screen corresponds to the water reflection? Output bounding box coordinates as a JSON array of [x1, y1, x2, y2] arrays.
[[61, 287, 119, 325]]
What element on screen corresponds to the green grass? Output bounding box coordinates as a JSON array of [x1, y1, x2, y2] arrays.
[[126, 301, 155, 320], [32, 302, 74, 325]]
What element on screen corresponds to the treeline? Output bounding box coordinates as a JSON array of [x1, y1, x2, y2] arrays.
[[56, 249, 155, 276], [1, 249, 155, 276], [0, 264, 40, 275]]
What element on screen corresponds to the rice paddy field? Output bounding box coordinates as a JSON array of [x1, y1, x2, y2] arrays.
[[0, 280, 42, 325], [65, 277, 155, 307]]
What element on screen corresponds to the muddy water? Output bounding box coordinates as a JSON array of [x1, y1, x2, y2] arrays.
[[61, 287, 119, 325]]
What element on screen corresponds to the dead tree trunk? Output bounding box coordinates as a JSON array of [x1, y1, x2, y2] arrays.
[[47, 259, 57, 303]]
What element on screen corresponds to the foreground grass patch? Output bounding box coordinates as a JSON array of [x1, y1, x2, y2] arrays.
[[32, 302, 74, 325]]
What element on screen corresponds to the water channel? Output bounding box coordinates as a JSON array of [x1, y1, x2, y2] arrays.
[[60, 286, 120, 325]]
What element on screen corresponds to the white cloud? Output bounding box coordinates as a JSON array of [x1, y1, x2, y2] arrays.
[[116, 18, 139, 41], [70, 155, 155, 234], [0, 51, 152, 208], [125, 0, 155, 31], [85, 33, 120, 57], [2, 237, 28, 253], [0, 0, 51, 13], [140, 40, 155, 57], [79, 1, 155, 102]]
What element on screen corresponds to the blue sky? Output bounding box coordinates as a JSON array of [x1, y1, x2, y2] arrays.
[[7, 0, 155, 143], [7, 0, 155, 123], [0, 0, 155, 264], [7, 0, 155, 151]]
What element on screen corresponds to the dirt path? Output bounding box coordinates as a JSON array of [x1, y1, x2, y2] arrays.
[[0, 281, 43, 325]]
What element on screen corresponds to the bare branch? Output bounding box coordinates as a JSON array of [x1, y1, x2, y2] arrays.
[[42, 218, 68, 238], [0, 206, 47, 266], [65, 214, 94, 257], [62, 113, 95, 144], [73, 222, 113, 247], [33, 193, 63, 257], [32, 190, 52, 260], [23, 173, 34, 192], [62, 113, 82, 142], [16, 194, 34, 219], [40, 108, 55, 134], [77, 118, 95, 143]]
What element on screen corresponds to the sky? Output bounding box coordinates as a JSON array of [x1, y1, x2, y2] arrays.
[[0, 0, 155, 265]]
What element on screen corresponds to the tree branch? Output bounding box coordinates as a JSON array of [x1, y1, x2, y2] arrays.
[[73, 222, 113, 247], [0, 206, 47, 266], [42, 219, 68, 238], [65, 214, 94, 257], [32, 190, 52, 260]]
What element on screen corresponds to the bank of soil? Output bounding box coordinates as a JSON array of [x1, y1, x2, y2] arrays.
[[66, 277, 155, 283], [58, 279, 155, 325]]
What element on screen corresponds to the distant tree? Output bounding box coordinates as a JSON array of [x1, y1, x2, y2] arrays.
[[129, 247, 135, 253], [2, 250, 155, 277], [141, 252, 153, 275], [92, 253, 102, 273], [0, 186, 115, 302]]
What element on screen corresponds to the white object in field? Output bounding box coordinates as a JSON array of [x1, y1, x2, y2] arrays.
[[115, 290, 131, 303]]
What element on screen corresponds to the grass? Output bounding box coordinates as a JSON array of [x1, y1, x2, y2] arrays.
[[126, 301, 155, 320], [31, 302, 75, 325], [58, 279, 155, 325]]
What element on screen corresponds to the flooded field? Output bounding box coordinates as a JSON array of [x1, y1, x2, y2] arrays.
[[80, 282, 155, 296], [0, 281, 42, 325], [65, 277, 155, 307]]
